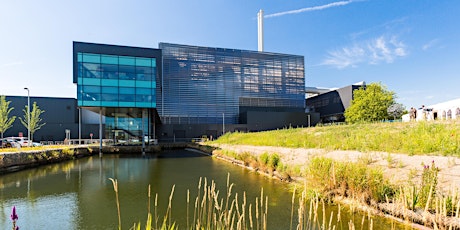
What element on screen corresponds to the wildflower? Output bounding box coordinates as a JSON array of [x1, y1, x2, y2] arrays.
[[11, 206, 18, 221], [11, 206, 19, 230]]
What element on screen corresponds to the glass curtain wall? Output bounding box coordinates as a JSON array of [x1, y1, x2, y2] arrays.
[[104, 108, 152, 143], [159, 43, 305, 124], [76, 51, 157, 142], [76, 53, 157, 108]]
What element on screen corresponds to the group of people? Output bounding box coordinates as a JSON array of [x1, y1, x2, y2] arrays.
[[409, 105, 432, 121]]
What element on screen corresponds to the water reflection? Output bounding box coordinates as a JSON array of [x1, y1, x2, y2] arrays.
[[0, 150, 410, 229]]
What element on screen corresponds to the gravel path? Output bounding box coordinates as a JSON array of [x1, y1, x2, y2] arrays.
[[214, 144, 460, 190]]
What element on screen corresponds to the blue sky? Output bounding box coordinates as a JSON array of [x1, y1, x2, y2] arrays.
[[1, 0, 459, 108]]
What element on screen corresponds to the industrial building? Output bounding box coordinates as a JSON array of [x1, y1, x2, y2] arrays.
[[2, 41, 316, 142], [305, 82, 365, 123]]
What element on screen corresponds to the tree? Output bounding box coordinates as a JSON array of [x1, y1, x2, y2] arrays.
[[387, 103, 406, 120], [19, 102, 46, 142], [344, 82, 396, 123], [0, 95, 16, 138]]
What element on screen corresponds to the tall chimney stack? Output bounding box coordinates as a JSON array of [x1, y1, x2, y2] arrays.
[[257, 9, 264, 52]]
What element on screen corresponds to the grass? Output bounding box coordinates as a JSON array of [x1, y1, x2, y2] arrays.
[[209, 121, 460, 228], [108, 175, 375, 230], [212, 120, 460, 155], [0, 145, 77, 153], [215, 148, 460, 228]]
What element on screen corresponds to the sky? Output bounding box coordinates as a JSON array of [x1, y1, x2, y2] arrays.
[[1, 0, 459, 108]]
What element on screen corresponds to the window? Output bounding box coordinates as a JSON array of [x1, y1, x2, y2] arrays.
[[82, 53, 100, 63], [101, 55, 118, 65], [76, 52, 157, 108]]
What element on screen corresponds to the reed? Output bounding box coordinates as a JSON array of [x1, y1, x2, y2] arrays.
[[291, 182, 373, 230], [107, 174, 373, 230], [109, 178, 122, 230]]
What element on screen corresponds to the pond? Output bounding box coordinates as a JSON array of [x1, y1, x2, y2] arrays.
[[0, 149, 410, 229]]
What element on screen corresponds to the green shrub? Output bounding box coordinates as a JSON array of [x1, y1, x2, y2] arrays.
[[259, 152, 269, 165], [306, 157, 393, 203], [268, 153, 280, 169]]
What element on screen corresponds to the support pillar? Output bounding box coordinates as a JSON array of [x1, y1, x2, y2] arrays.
[[142, 109, 146, 156], [99, 108, 103, 157]]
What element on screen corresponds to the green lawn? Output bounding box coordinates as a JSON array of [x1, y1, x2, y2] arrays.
[[212, 120, 460, 155]]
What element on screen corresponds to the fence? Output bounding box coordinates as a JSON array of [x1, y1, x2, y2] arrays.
[[40, 139, 114, 145]]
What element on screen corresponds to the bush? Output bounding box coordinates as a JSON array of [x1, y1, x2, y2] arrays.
[[306, 157, 394, 203], [268, 153, 280, 169], [259, 152, 269, 165]]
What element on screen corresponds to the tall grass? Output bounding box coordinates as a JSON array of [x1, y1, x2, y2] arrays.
[[212, 120, 460, 155], [212, 148, 460, 228], [108, 175, 374, 230]]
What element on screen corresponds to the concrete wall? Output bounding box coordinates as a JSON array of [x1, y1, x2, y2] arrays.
[[0, 147, 94, 173], [156, 111, 320, 141], [243, 111, 319, 130]]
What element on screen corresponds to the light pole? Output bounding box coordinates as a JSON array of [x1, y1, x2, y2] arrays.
[[222, 113, 225, 135], [24, 87, 30, 146], [78, 107, 81, 145]]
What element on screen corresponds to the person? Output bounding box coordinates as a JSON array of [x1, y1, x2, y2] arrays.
[[420, 105, 426, 120], [409, 107, 415, 120]]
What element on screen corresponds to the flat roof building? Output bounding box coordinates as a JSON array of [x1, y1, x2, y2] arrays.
[[306, 82, 365, 123], [73, 41, 312, 142]]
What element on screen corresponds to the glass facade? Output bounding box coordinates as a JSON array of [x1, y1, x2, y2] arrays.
[[159, 43, 305, 124], [104, 107, 151, 142], [73, 42, 161, 142], [76, 52, 157, 108]]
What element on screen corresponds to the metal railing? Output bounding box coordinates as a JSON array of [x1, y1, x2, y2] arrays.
[[39, 139, 114, 145]]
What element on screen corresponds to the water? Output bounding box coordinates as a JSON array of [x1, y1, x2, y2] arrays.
[[0, 149, 410, 229]]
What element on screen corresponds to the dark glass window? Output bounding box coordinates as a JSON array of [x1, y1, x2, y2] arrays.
[[102, 86, 118, 94], [83, 85, 100, 93], [119, 94, 135, 102], [101, 93, 118, 102], [119, 87, 135, 94], [77, 52, 157, 108]]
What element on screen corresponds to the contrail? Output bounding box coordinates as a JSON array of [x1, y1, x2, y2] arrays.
[[265, 1, 354, 18]]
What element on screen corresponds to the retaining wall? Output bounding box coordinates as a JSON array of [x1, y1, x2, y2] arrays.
[[0, 145, 164, 174]]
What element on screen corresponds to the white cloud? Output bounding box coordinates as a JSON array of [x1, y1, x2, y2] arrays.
[[321, 36, 407, 69], [265, 1, 355, 18], [422, 39, 440, 51]]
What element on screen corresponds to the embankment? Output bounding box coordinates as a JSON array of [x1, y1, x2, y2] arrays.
[[0, 145, 163, 174], [190, 143, 460, 230]]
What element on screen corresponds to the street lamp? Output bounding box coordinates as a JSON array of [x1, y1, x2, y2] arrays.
[[24, 87, 30, 146]]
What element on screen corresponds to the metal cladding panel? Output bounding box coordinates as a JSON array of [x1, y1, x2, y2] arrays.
[[159, 43, 305, 125], [3, 96, 88, 141]]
